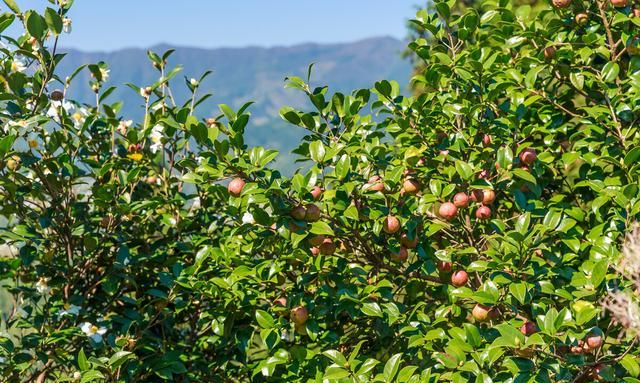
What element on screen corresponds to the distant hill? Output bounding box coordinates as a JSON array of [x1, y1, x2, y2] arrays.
[[56, 37, 412, 172]]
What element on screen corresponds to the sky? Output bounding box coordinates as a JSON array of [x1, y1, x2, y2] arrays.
[[9, 0, 421, 51]]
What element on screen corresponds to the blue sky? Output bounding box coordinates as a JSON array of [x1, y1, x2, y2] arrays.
[[11, 1, 421, 51]]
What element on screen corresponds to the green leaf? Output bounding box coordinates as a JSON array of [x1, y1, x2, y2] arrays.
[[602, 62, 619, 83], [309, 140, 326, 163], [361, 302, 383, 318], [255, 310, 275, 329], [621, 355, 640, 378], [44, 7, 62, 35], [3, 0, 20, 13], [26, 11, 46, 39], [310, 221, 334, 236], [78, 348, 89, 371], [383, 353, 402, 382]]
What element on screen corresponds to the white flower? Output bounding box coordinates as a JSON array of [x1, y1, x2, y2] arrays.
[[15, 298, 28, 318], [242, 212, 255, 225], [58, 304, 81, 317], [99, 68, 110, 82], [0, 357, 5, 364], [168, 217, 177, 226], [71, 107, 88, 129], [117, 120, 132, 135], [80, 322, 107, 342], [35, 277, 50, 294], [62, 17, 72, 33], [149, 124, 164, 153], [11, 59, 26, 73], [46, 100, 73, 122], [190, 78, 199, 87]]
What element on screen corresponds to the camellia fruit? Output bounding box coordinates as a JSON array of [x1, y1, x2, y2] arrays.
[[575, 12, 588, 25], [470, 189, 484, 202], [438, 202, 458, 221], [552, 0, 571, 8], [611, 0, 628, 7], [319, 238, 336, 255], [228, 177, 246, 197], [308, 234, 325, 247], [310, 186, 323, 200], [5, 156, 20, 171], [400, 233, 419, 249], [634, 8, 640, 17], [367, 175, 385, 192], [482, 134, 492, 147], [520, 321, 537, 336], [586, 333, 603, 349], [390, 246, 408, 262], [481, 189, 496, 205], [290, 306, 309, 325], [310, 247, 320, 256], [290, 205, 307, 221], [274, 297, 287, 307], [437, 261, 452, 272], [50, 90, 64, 101], [453, 192, 469, 208], [472, 304, 493, 322], [544, 46, 556, 61], [304, 204, 321, 222], [519, 148, 537, 165], [402, 178, 420, 194], [451, 270, 469, 287], [383, 215, 401, 234], [476, 206, 492, 220]]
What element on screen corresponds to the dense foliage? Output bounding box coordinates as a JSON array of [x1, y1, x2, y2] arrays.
[[1, 0, 640, 382]]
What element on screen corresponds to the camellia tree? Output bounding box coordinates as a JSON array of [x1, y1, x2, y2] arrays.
[[1, 0, 640, 381]]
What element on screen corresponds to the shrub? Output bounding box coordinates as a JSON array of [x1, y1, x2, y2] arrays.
[[1, 0, 640, 381]]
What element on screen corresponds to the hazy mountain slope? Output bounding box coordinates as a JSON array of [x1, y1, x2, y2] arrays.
[[56, 37, 411, 171]]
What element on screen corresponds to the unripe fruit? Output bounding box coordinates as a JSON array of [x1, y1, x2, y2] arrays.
[[453, 192, 469, 208], [310, 186, 323, 200], [575, 12, 588, 25], [481, 189, 496, 205], [438, 202, 458, 221], [400, 233, 419, 249], [319, 238, 336, 255], [50, 90, 64, 101], [290, 306, 308, 325], [228, 177, 245, 197], [451, 270, 469, 287], [611, 0, 628, 7], [383, 215, 401, 234], [552, 0, 571, 8], [437, 261, 452, 272], [476, 206, 492, 220], [304, 204, 321, 222], [402, 178, 420, 194], [520, 321, 538, 336], [519, 148, 537, 165], [472, 304, 493, 322], [482, 134, 492, 147], [367, 175, 385, 192], [5, 156, 20, 171], [308, 235, 325, 247], [470, 189, 484, 202], [586, 333, 603, 349], [290, 205, 307, 221], [390, 246, 408, 262], [544, 46, 556, 61]]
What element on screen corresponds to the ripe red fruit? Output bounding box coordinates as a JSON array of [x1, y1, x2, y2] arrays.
[[544, 46, 556, 60], [305, 204, 321, 222], [308, 234, 325, 247], [310, 186, 323, 200], [437, 261, 452, 272], [438, 202, 458, 221], [228, 177, 246, 197], [472, 304, 493, 322], [310, 247, 320, 256], [552, 0, 571, 8], [476, 206, 492, 220], [402, 179, 420, 194], [482, 134, 492, 147], [453, 192, 469, 208], [319, 238, 336, 255], [520, 322, 537, 336], [470, 189, 484, 202], [290, 205, 307, 220], [519, 148, 537, 165], [611, 0, 628, 7], [390, 246, 408, 262], [290, 306, 309, 325], [586, 333, 603, 349], [274, 297, 287, 307], [481, 189, 496, 205], [383, 215, 401, 234], [367, 175, 385, 192], [634, 8, 640, 17], [451, 270, 469, 287], [400, 233, 419, 249]]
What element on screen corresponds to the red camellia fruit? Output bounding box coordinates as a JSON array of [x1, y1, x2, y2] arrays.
[[453, 192, 469, 208], [402, 178, 420, 194], [290, 205, 307, 220], [400, 233, 419, 249], [520, 321, 537, 336], [50, 90, 64, 101], [519, 148, 537, 165], [438, 202, 458, 221], [634, 8, 640, 17], [319, 238, 336, 255], [308, 235, 325, 247], [544, 46, 556, 60], [476, 206, 492, 220], [310, 186, 323, 200], [472, 304, 493, 322], [391, 246, 408, 262], [552, 0, 571, 8], [228, 177, 246, 197], [310, 247, 320, 256], [470, 189, 484, 202], [451, 270, 469, 287], [437, 261, 452, 272], [482, 134, 492, 147], [481, 189, 496, 205], [383, 215, 401, 234], [611, 0, 628, 7], [586, 333, 603, 349], [274, 297, 287, 307], [305, 204, 321, 222], [367, 175, 385, 192], [290, 306, 309, 325]]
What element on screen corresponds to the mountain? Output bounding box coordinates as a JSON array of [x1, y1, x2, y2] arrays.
[[56, 37, 412, 172]]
